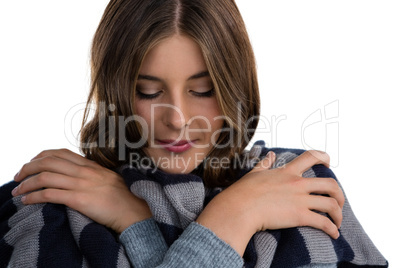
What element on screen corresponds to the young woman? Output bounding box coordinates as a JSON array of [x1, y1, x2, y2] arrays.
[[0, 0, 387, 267]]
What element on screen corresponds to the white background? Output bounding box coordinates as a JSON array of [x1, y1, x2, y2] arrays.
[[0, 1, 400, 266]]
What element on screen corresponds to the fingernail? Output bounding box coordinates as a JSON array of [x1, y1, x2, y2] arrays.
[[21, 196, 26, 203], [11, 186, 19, 196], [14, 172, 19, 181], [336, 231, 340, 239], [266, 151, 275, 157]]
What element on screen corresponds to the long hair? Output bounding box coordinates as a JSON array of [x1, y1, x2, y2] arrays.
[[80, 0, 260, 187]]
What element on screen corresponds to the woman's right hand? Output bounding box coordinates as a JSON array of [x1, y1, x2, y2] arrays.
[[12, 149, 152, 234], [196, 150, 345, 256]]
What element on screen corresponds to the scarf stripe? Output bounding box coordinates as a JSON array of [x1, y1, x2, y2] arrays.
[[38, 204, 83, 267], [0, 141, 388, 267]]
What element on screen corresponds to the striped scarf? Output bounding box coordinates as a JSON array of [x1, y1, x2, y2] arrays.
[[0, 141, 388, 267]]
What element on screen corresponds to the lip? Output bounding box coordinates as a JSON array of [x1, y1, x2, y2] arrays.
[[156, 139, 196, 153]]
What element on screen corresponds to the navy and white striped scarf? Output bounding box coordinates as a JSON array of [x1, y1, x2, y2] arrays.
[[0, 141, 388, 267]]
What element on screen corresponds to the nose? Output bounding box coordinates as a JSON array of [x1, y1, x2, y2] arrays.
[[162, 94, 190, 130]]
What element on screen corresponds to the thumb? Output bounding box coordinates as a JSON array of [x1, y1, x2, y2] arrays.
[[250, 151, 276, 173]]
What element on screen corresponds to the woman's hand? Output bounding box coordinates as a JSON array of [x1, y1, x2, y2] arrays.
[[196, 150, 345, 256], [12, 149, 152, 233]]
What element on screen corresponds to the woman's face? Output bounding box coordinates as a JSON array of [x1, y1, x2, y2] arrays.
[[134, 34, 224, 174]]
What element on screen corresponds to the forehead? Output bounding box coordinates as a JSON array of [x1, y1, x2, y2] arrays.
[[139, 34, 208, 80]]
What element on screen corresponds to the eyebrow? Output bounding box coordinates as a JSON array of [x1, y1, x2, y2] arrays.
[[137, 71, 210, 82]]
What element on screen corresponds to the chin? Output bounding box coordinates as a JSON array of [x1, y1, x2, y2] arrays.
[[143, 146, 211, 174], [158, 165, 195, 174]]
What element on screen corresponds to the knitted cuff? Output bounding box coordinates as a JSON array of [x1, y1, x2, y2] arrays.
[[161, 222, 244, 268], [119, 218, 168, 268]]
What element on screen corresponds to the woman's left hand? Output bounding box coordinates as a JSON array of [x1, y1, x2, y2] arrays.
[[12, 149, 152, 234]]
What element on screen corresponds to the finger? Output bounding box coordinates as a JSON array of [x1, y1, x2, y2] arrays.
[[21, 188, 76, 207], [30, 148, 96, 167], [285, 150, 330, 176], [305, 177, 345, 208], [250, 151, 276, 173], [12, 172, 79, 197], [300, 210, 340, 239], [15, 156, 84, 182], [307, 195, 343, 229]]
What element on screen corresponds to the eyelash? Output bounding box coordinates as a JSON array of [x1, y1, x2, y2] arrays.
[[135, 88, 215, 100], [135, 91, 161, 100]]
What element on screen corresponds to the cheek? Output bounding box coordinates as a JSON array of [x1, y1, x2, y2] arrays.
[[208, 98, 223, 122], [134, 101, 152, 124], [196, 99, 224, 135], [133, 101, 155, 140]]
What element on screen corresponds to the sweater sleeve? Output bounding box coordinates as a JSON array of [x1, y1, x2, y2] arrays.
[[119, 218, 168, 267], [119, 219, 244, 268]]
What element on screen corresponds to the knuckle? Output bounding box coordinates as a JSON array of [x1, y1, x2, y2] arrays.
[[37, 150, 52, 159], [36, 172, 50, 184], [40, 156, 58, 168], [20, 163, 29, 173], [339, 190, 345, 204], [41, 189, 54, 202], [79, 167, 105, 185], [18, 181, 25, 192], [320, 217, 334, 233], [37, 157, 50, 169], [338, 211, 344, 223], [79, 166, 97, 178], [306, 150, 319, 157], [328, 198, 339, 211], [340, 194, 345, 207], [307, 150, 330, 163], [327, 179, 345, 206], [328, 178, 339, 189]]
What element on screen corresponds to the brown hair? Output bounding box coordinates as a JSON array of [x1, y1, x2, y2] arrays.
[[80, 0, 260, 187]]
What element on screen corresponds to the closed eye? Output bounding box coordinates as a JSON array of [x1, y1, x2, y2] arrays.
[[135, 90, 162, 100], [136, 89, 215, 100], [191, 88, 215, 98]]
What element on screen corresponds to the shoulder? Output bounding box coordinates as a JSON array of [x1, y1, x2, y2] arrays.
[[241, 140, 336, 179], [245, 140, 307, 158], [241, 140, 308, 168]]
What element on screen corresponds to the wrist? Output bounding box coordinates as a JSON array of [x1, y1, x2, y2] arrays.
[[116, 198, 152, 234], [196, 190, 256, 256]]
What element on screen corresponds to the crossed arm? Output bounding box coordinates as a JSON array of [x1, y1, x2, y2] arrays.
[[11, 149, 344, 264]]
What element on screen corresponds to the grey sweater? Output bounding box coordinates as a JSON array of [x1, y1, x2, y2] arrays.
[[120, 218, 337, 268], [0, 142, 387, 267]]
